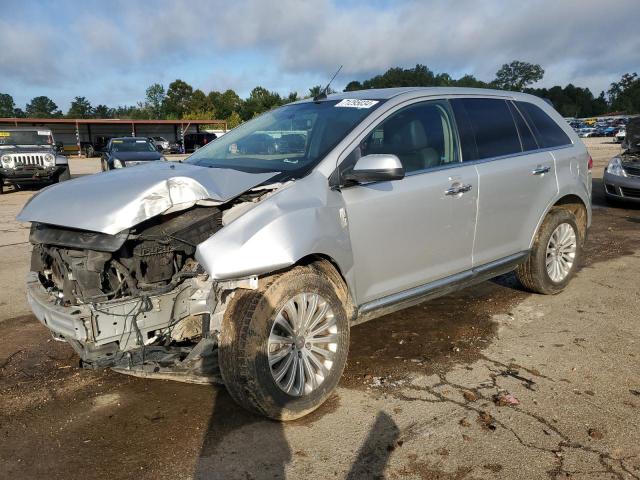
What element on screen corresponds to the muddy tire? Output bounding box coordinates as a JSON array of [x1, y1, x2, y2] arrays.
[[218, 263, 350, 420], [516, 208, 582, 295]]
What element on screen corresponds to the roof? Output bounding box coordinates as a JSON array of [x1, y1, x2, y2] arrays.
[[299, 86, 527, 103], [0, 117, 226, 125], [0, 126, 52, 131]]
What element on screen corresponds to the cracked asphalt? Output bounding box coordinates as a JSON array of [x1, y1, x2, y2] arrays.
[[0, 138, 639, 479]]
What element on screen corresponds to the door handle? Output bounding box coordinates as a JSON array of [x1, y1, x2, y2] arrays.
[[445, 183, 473, 196], [531, 165, 551, 175]]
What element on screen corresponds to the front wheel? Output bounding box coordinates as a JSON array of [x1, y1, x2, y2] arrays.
[[516, 208, 582, 295], [218, 263, 350, 420]]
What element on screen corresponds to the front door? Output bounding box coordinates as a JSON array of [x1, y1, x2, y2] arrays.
[[339, 100, 478, 305]]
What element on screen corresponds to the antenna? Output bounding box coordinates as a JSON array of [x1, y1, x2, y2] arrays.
[[314, 65, 343, 102]]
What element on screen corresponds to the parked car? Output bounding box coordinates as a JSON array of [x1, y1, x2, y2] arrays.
[[184, 132, 217, 152], [17, 88, 591, 420], [578, 128, 598, 138], [0, 128, 70, 194], [614, 128, 626, 144], [150, 136, 170, 152], [100, 137, 164, 171], [604, 118, 640, 203], [169, 139, 183, 154], [236, 132, 278, 154]]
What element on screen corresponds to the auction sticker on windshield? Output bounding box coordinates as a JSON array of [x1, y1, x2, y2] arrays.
[[0, 132, 10, 137], [335, 99, 379, 109]]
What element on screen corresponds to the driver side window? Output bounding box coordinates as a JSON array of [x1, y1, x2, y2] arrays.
[[357, 100, 458, 174]]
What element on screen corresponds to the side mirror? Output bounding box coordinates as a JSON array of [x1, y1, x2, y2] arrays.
[[343, 154, 405, 184], [55, 141, 63, 153]]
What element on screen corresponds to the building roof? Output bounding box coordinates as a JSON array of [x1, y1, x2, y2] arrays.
[[0, 117, 226, 125]]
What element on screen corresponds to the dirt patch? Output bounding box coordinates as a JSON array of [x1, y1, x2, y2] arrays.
[[342, 190, 640, 391], [342, 275, 527, 389], [583, 184, 640, 266]]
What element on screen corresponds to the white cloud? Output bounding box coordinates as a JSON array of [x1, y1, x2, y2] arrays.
[[1, 0, 639, 104]]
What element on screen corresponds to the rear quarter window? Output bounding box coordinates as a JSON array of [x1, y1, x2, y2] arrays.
[[515, 101, 572, 148], [451, 98, 522, 160]]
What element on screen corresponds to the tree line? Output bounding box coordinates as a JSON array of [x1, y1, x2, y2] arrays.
[[0, 61, 638, 126]]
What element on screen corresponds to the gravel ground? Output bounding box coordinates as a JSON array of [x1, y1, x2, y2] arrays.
[[0, 138, 638, 480]]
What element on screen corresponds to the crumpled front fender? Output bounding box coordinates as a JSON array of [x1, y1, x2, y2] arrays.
[[195, 171, 355, 293]]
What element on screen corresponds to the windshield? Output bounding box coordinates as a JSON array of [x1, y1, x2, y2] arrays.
[[0, 130, 53, 147], [110, 139, 157, 153], [185, 99, 384, 177]]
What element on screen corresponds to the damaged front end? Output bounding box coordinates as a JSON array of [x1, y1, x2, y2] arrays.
[[18, 162, 283, 383], [25, 196, 271, 384]]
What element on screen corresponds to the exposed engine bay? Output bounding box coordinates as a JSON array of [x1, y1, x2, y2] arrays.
[[31, 206, 222, 305], [25, 188, 275, 384]]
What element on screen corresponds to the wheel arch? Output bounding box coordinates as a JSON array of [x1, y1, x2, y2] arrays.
[[294, 253, 357, 320], [529, 192, 590, 249]]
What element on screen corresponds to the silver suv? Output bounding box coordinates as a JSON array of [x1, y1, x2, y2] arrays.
[[17, 87, 592, 420]]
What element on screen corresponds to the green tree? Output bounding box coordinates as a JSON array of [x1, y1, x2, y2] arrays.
[[344, 80, 363, 92], [67, 96, 94, 118], [25, 96, 62, 118], [241, 86, 282, 120], [145, 83, 165, 119], [186, 89, 214, 117], [608, 73, 640, 113], [227, 111, 242, 129], [209, 89, 242, 119], [493, 60, 544, 91], [0, 93, 15, 117], [163, 79, 193, 118], [13, 108, 25, 118], [93, 104, 112, 118]]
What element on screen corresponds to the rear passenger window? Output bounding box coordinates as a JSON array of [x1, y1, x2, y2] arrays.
[[515, 101, 572, 148], [452, 98, 521, 160], [507, 101, 538, 151]]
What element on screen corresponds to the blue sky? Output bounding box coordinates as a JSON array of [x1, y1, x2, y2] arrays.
[[1, 0, 639, 112]]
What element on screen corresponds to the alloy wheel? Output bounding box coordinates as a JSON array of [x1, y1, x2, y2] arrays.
[[268, 293, 338, 397], [546, 223, 577, 282]]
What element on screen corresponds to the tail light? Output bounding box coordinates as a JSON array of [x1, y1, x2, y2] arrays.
[[587, 156, 593, 170]]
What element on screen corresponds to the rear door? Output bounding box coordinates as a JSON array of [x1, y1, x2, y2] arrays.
[[450, 98, 559, 267], [340, 99, 478, 304]]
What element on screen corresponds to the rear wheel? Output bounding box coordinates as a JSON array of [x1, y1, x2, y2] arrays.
[[516, 208, 582, 295], [218, 263, 350, 420]]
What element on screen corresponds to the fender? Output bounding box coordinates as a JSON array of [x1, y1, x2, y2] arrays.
[[528, 183, 591, 249], [195, 171, 357, 297]]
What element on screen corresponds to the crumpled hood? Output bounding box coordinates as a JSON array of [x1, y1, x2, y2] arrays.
[[625, 118, 640, 153], [17, 161, 278, 235], [112, 151, 162, 162]]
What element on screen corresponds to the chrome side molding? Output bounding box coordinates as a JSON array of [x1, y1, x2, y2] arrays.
[[353, 251, 529, 325]]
